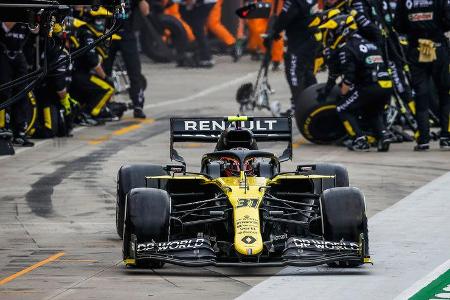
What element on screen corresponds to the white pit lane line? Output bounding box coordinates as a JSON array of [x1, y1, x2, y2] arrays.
[[236, 172, 450, 300], [0, 72, 255, 163]]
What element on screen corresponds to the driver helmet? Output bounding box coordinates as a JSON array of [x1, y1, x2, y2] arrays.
[[221, 148, 256, 177]]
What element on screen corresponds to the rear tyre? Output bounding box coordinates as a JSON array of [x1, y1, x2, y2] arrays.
[[116, 164, 167, 238], [123, 188, 170, 269], [309, 163, 349, 191], [320, 187, 368, 267], [294, 83, 346, 144], [140, 15, 189, 63]]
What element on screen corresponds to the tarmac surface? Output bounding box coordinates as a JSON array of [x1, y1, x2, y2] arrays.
[[0, 56, 449, 300]]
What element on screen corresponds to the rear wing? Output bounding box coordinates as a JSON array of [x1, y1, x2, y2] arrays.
[[170, 116, 292, 164]]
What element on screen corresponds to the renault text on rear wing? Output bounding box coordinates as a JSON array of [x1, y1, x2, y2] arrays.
[[170, 116, 292, 163]]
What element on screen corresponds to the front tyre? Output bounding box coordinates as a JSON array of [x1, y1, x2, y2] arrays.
[[116, 164, 167, 238], [320, 187, 369, 267], [123, 188, 171, 269]]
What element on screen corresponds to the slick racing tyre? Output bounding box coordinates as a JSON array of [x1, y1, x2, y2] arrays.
[[123, 188, 170, 269], [320, 187, 368, 268], [116, 164, 167, 238], [294, 83, 346, 144], [310, 163, 349, 191], [140, 14, 189, 63]]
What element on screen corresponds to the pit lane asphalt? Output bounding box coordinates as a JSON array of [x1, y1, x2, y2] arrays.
[[0, 56, 449, 300]]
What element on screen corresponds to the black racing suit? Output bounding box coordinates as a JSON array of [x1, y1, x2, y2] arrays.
[[332, 34, 393, 139], [34, 38, 72, 137], [271, 0, 319, 106], [327, 0, 414, 113], [0, 22, 32, 135], [394, 0, 450, 144], [70, 24, 114, 117], [103, 0, 146, 109]]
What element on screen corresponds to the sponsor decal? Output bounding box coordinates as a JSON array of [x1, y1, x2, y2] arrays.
[[364, 43, 378, 51], [236, 216, 259, 235], [359, 44, 368, 53], [272, 233, 288, 241], [292, 238, 359, 251], [183, 120, 278, 131], [337, 90, 359, 112], [137, 238, 205, 253], [406, 0, 413, 9], [5, 32, 26, 39], [241, 236, 257, 245], [408, 12, 434, 22], [365, 55, 384, 64]]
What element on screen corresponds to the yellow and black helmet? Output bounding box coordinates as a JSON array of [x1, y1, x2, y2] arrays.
[[319, 13, 358, 49]]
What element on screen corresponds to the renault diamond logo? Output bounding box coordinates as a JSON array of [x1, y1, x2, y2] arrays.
[[242, 236, 256, 244]]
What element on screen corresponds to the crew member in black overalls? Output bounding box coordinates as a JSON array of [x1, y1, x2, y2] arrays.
[[34, 23, 76, 137], [320, 14, 394, 151], [179, 0, 217, 68], [0, 22, 37, 146], [70, 15, 115, 121], [103, 0, 149, 118], [324, 0, 415, 122], [264, 0, 320, 115], [395, 0, 450, 150]]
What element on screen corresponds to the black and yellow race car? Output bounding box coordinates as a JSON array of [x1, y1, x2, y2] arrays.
[[116, 116, 371, 268]]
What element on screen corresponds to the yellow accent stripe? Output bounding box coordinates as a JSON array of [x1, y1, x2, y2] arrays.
[[448, 113, 450, 133], [89, 76, 114, 117], [310, 105, 336, 117], [363, 257, 372, 264], [343, 120, 356, 137], [88, 134, 111, 145], [414, 131, 420, 140], [26, 92, 37, 134], [43, 107, 52, 130], [183, 143, 202, 148], [378, 80, 393, 88], [87, 118, 155, 145], [0, 110, 5, 128], [86, 23, 102, 38], [73, 18, 87, 28], [124, 259, 136, 266], [308, 16, 321, 27], [408, 101, 416, 115], [70, 36, 80, 48], [314, 57, 324, 74], [96, 46, 108, 59], [227, 116, 248, 122], [0, 252, 64, 286], [293, 138, 306, 149], [331, 35, 344, 50], [113, 124, 142, 135]]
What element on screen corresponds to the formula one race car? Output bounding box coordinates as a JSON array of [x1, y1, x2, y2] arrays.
[[116, 116, 371, 268]]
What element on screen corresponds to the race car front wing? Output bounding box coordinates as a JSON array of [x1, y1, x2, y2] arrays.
[[125, 237, 372, 267]]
